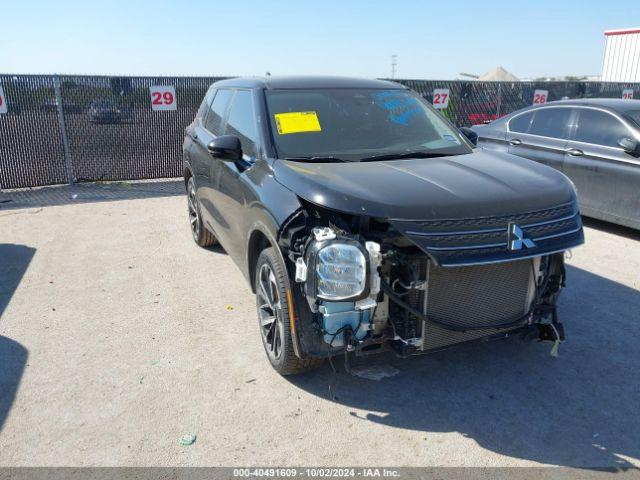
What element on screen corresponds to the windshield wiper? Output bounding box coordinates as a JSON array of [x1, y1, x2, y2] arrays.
[[358, 151, 450, 162], [283, 156, 349, 163]]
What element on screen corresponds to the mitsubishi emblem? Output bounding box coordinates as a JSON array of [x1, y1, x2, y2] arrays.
[[508, 223, 536, 251]]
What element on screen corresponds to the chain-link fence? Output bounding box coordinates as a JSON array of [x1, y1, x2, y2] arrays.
[[0, 75, 69, 188], [398, 79, 640, 127], [1, 74, 639, 189], [0, 75, 226, 189]]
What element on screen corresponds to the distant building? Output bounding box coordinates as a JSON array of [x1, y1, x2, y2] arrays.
[[602, 28, 640, 82]]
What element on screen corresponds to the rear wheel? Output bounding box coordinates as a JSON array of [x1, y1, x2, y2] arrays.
[[255, 247, 323, 375], [187, 177, 216, 247]]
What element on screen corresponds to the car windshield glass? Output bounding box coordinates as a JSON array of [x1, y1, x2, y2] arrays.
[[265, 88, 471, 161]]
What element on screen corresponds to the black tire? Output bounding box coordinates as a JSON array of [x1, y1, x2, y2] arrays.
[[187, 177, 217, 248], [255, 247, 323, 375]]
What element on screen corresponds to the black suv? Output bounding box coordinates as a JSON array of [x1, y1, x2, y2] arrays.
[[183, 76, 584, 375]]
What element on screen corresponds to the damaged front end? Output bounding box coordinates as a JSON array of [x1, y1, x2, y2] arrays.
[[278, 200, 578, 360]]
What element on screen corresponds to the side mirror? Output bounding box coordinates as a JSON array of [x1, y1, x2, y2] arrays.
[[617, 137, 640, 156], [459, 127, 478, 146], [207, 135, 242, 161]]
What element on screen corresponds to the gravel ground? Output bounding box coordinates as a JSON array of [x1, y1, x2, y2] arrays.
[[0, 186, 639, 468]]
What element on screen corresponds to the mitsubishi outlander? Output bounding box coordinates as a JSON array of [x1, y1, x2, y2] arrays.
[[183, 76, 584, 375]]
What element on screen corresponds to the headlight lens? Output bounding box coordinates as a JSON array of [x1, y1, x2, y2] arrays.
[[315, 243, 366, 300]]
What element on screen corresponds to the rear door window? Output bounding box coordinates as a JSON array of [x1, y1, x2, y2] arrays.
[[573, 109, 629, 148], [205, 89, 233, 136], [529, 108, 572, 139], [508, 111, 534, 133], [224, 90, 258, 158]]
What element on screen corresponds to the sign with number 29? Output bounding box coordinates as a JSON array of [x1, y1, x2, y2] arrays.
[[149, 86, 177, 111]]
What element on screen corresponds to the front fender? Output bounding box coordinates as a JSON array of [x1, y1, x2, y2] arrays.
[[241, 160, 302, 283]]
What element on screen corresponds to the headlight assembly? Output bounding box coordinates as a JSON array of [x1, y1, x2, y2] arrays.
[[316, 243, 366, 300], [301, 229, 369, 303]]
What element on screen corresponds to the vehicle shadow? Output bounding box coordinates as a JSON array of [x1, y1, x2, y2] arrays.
[[287, 265, 640, 468], [0, 179, 184, 211], [0, 336, 28, 431], [206, 244, 227, 255], [582, 216, 640, 241], [0, 244, 33, 431]]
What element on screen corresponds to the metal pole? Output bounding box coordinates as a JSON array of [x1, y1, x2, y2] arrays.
[[496, 83, 502, 118], [54, 75, 74, 184]]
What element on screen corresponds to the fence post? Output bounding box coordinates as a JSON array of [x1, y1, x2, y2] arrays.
[[496, 83, 502, 118], [53, 75, 74, 185]]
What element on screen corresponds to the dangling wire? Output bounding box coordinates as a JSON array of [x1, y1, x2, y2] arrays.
[[549, 322, 562, 358]]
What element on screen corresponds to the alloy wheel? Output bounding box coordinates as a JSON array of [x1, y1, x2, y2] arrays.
[[257, 263, 284, 359], [187, 181, 200, 240]]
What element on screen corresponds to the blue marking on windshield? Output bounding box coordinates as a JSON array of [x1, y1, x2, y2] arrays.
[[372, 90, 422, 126]]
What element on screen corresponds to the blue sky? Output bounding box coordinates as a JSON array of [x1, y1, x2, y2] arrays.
[[2, 0, 637, 79]]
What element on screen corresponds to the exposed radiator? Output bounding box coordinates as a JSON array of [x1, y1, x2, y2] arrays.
[[415, 258, 536, 351]]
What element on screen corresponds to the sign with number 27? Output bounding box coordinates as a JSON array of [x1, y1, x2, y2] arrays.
[[432, 88, 450, 110]]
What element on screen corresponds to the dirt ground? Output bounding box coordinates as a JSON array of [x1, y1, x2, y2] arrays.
[[1, 183, 639, 467]]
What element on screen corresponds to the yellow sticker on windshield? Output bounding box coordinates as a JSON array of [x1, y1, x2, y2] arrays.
[[274, 111, 321, 135]]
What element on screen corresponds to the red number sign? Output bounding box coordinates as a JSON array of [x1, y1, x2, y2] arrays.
[[0, 85, 7, 115], [149, 86, 177, 111], [622, 89, 634, 100], [533, 89, 548, 105], [432, 88, 450, 109]]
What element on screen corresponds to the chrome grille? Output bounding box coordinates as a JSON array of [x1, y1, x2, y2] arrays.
[[405, 203, 576, 233], [407, 209, 580, 251], [390, 202, 583, 266]]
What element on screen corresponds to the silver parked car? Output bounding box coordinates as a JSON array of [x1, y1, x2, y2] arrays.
[[472, 99, 640, 230]]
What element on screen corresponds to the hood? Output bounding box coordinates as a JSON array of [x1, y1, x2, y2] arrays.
[[273, 149, 576, 221]]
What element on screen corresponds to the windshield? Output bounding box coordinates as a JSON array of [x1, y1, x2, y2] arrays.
[[265, 88, 471, 161]]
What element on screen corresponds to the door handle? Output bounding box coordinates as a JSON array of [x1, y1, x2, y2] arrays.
[[566, 148, 584, 156], [509, 139, 522, 146]]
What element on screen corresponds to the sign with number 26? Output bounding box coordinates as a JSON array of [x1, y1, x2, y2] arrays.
[[532, 89, 548, 105]]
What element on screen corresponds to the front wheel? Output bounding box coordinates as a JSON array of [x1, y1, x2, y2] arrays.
[[255, 247, 323, 375]]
